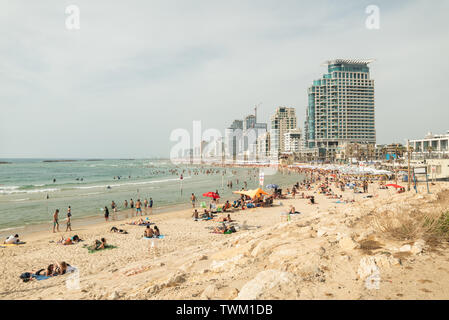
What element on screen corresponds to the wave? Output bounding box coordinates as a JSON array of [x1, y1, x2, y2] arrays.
[[74, 176, 190, 190], [0, 188, 60, 195]]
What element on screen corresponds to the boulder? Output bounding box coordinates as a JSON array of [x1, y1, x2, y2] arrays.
[[411, 239, 426, 255], [339, 237, 358, 251], [374, 255, 401, 268], [236, 270, 296, 300], [399, 244, 412, 252], [357, 257, 379, 280], [165, 272, 186, 287], [200, 284, 218, 300]]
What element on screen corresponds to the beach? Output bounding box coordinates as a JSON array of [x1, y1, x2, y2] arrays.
[[1, 177, 448, 300]]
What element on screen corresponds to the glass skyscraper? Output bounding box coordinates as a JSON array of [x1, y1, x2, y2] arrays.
[[304, 59, 376, 151]]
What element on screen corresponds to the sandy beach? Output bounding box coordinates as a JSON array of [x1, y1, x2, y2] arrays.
[[1, 179, 448, 300]]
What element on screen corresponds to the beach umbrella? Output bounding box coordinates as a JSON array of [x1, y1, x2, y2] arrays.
[[203, 191, 220, 199], [386, 184, 404, 189], [266, 184, 279, 189]]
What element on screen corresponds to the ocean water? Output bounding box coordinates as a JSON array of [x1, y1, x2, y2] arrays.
[[0, 159, 304, 231]]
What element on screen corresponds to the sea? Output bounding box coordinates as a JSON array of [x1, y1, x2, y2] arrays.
[[0, 159, 304, 235]]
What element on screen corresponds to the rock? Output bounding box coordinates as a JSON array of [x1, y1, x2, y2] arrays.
[[339, 237, 358, 251], [251, 239, 279, 257], [374, 255, 400, 268], [200, 284, 217, 300], [146, 284, 160, 294], [236, 270, 296, 300], [199, 255, 208, 261], [399, 244, 412, 252], [227, 288, 239, 300], [411, 239, 426, 255], [317, 228, 332, 237], [210, 254, 244, 272], [357, 257, 379, 280], [165, 272, 186, 287], [109, 291, 120, 300]]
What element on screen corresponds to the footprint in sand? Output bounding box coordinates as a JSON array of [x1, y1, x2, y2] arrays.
[[418, 279, 433, 284], [420, 288, 432, 293]]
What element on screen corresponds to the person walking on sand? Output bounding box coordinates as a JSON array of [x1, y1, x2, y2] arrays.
[[53, 209, 60, 233], [191, 193, 196, 208], [66, 206, 72, 232], [104, 206, 109, 222]]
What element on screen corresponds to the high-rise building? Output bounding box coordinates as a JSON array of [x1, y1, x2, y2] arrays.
[[270, 107, 297, 157], [224, 120, 243, 160], [304, 59, 376, 152], [283, 129, 301, 153]]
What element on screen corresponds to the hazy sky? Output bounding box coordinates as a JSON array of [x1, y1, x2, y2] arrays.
[[1, 0, 448, 158]]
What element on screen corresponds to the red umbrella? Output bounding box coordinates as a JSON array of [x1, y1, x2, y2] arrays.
[[386, 184, 404, 189], [203, 192, 220, 199]]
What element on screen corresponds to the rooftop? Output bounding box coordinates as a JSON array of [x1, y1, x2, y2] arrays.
[[322, 59, 375, 66]]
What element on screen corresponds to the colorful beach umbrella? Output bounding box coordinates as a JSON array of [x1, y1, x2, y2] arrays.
[[386, 184, 404, 189], [203, 192, 220, 199]]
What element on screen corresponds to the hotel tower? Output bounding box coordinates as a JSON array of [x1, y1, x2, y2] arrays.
[[304, 59, 376, 152]]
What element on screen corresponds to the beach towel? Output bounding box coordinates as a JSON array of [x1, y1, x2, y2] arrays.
[[143, 235, 165, 239], [84, 244, 117, 253], [20, 266, 78, 282], [1, 242, 26, 247]]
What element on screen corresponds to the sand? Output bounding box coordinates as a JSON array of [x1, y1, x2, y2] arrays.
[[1, 181, 448, 300]]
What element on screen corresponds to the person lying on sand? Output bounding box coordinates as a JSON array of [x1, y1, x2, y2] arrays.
[[213, 224, 236, 234], [129, 218, 150, 225], [110, 227, 128, 234], [4, 234, 20, 244], [288, 206, 300, 214], [58, 235, 82, 245], [214, 214, 233, 222], [213, 224, 229, 233], [20, 261, 69, 282], [88, 238, 107, 251]]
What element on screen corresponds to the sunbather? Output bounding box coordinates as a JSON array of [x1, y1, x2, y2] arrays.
[[89, 238, 107, 251], [4, 234, 20, 244], [153, 225, 160, 237], [20, 261, 69, 282], [110, 227, 128, 234], [192, 209, 199, 220], [144, 225, 154, 238], [58, 234, 82, 245]]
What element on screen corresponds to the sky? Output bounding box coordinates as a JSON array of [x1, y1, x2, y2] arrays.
[[0, 0, 448, 158]]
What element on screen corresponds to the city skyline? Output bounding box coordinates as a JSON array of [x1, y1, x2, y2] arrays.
[[1, 1, 448, 158]]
